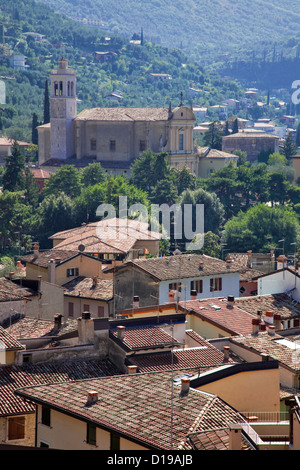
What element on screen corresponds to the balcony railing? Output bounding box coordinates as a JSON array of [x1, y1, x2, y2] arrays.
[[242, 411, 290, 423]]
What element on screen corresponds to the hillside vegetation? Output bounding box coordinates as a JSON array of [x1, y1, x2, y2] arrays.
[[34, 0, 300, 62], [0, 0, 243, 142]]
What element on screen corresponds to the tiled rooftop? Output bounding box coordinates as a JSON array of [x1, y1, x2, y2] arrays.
[[0, 325, 25, 351], [230, 331, 300, 371], [234, 294, 300, 320], [63, 276, 113, 301], [15, 370, 246, 450], [2, 316, 77, 341], [0, 277, 35, 301], [110, 325, 181, 351], [126, 344, 231, 373], [120, 253, 240, 281], [0, 358, 122, 417], [20, 249, 79, 268], [181, 297, 254, 336], [75, 107, 170, 122], [187, 427, 253, 450]]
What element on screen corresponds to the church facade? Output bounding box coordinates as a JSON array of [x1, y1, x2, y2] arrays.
[[38, 58, 198, 172], [38, 58, 237, 176]]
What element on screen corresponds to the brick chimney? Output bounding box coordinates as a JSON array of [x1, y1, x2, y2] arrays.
[[265, 311, 274, 325], [128, 365, 138, 374], [252, 317, 260, 335], [274, 314, 282, 330]]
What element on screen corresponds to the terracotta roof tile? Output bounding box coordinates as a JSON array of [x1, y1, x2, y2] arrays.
[[111, 325, 180, 350], [0, 326, 25, 351], [120, 253, 239, 281], [20, 249, 80, 268], [234, 294, 300, 320], [0, 277, 35, 301], [75, 107, 170, 122], [63, 276, 113, 301], [181, 297, 254, 336], [0, 359, 122, 417], [15, 371, 246, 450]]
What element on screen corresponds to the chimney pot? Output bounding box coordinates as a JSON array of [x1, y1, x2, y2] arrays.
[[168, 290, 176, 303], [199, 261, 204, 270], [87, 390, 98, 405], [224, 346, 230, 361], [128, 365, 138, 374], [82, 311, 91, 320], [133, 295, 139, 308], [190, 289, 197, 300], [117, 325, 125, 340], [268, 325, 275, 336], [180, 377, 190, 396]]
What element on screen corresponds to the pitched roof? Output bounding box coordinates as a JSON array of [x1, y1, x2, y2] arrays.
[[229, 331, 300, 372], [110, 325, 181, 351], [2, 316, 77, 341], [234, 294, 300, 321], [115, 253, 239, 281], [126, 343, 231, 373], [0, 359, 122, 417], [0, 277, 35, 301], [75, 107, 170, 122], [187, 427, 253, 450], [181, 297, 255, 336], [15, 370, 246, 450], [0, 325, 25, 351], [19, 250, 95, 268], [63, 276, 113, 301]]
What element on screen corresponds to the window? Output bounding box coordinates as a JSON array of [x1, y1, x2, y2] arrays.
[[41, 406, 51, 427], [110, 140, 116, 151], [8, 417, 25, 440], [68, 302, 74, 317], [83, 304, 90, 312], [191, 280, 203, 293], [110, 433, 120, 450], [210, 277, 222, 292], [90, 139, 97, 151], [66, 268, 79, 277], [169, 282, 181, 292], [98, 306, 105, 318], [87, 423, 96, 446], [139, 140, 146, 151], [179, 133, 184, 151]]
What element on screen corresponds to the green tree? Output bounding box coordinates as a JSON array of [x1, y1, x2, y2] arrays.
[[203, 121, 223, 150], [2, 141, 25, 192], [232, 118, 239, 134], [44, 165, 82, 198], [80, 162, 106, 187], [31, 112, 39, 145], [222, 204, 299, 253], [39, 193, 75, 234], [282, 132, 297, 159]]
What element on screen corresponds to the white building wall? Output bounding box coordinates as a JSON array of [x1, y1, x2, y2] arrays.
[[257, 270, 300, 302], [158, 272, 240, 304]]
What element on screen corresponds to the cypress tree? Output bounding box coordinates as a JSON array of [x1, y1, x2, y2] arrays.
[[31, 112, 38, 145]]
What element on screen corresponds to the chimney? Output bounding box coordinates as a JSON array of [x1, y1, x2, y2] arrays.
[[33, 244, 39, 259], [223, 346, 230, 362], [259, 322, 266, 332], [86, 390, 98, 405], [48, 259, 56, 284], [276, 255, 287, 270], [78, 312, 94, 344], [117, 325, 125, 341], [252, 318, 260, 335], [198, 261, 204, 271], [268, 325, 276, 336], [247, 250, 252, 268], [226, 259, 232, 269], [128, 365, 138, 374], [92, 277, 97, 287], [133, 296, 139, 309], [265, 311, 274, 324], [274, 314, 282, 330], [168, 290, 176, 303], [190, 289, 197, 300], [227, 295, 234, 308], [54, 313, 63, 329], [228, 423, 242, 450], [180, 377, 190, 396]]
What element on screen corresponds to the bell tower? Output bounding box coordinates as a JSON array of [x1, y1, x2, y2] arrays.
[[50, 57, 77, 160]]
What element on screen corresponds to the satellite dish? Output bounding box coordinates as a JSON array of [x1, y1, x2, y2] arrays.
[[78, 244, 85, 252]]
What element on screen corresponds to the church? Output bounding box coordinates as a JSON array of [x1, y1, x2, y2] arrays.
[[38, 58, 237, 175]]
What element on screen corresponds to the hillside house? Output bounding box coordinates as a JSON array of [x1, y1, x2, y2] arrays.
[[222, 131, 280, 162]]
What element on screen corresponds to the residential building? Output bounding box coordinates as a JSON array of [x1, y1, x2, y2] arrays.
[[14, 370, 250, 450], [20, 248, 104, 286], [0, 138, 30, 164], [49, 218, 161, 262], [111, 253, 240, 312], [29, 167, 52, 192], [222, 131, 280, 162], [0, 358, 121, 447], [63, 276, 113, 319], [256, 263, 300, 303], [0, 325, 24, 365], [196, 147, 238, 178], [227, 250, 275, 275]]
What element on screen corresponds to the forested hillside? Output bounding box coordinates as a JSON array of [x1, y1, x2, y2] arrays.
[[0, 0, 243, 142], [35, 0, 300, 62]]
